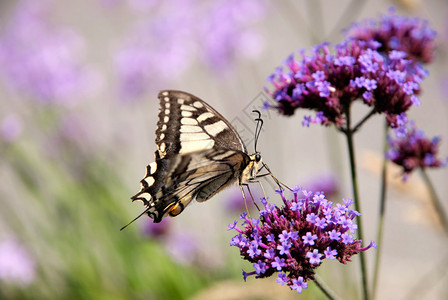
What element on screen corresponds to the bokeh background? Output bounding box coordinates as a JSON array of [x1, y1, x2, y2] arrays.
[[0, 0, 447, 299]]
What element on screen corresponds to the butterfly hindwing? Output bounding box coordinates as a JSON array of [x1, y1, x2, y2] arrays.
[[131, 90, 260, 223], [132, 149, 251, 222]]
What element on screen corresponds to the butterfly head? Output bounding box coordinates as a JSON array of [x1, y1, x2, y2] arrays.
[[240, 152, 262, 183]]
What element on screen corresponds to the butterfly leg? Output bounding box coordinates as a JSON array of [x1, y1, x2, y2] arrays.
[[241, 183, 260, 211], [247, 178, 269, 205], [239, 184, 252, 219]]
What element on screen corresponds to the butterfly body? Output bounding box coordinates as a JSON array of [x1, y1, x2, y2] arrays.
[[131, 90, 261, 223]]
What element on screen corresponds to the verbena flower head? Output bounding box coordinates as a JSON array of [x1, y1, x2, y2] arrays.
[[345, 7, 436, 63], [387, 123, 447, 177], [229, 189, 375, 294], [265, 39, 427, 128]]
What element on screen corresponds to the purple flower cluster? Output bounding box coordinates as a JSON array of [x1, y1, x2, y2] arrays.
[[0, 1, 95, 104], [115, 0, 266, 100], [265, 10, 436, 130], [387, 123, 447, 177], [345, 7, 436, 64], [229, 188, 375, 294], [266, 39, 427, 128]]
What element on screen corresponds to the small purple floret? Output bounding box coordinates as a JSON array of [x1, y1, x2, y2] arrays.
[[265, 9, 435, 130], [387, 122, 447, 177], [229, 189, 374, 294]]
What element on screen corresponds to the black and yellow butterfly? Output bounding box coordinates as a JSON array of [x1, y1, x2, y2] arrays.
[[129, 90, 264, 223]]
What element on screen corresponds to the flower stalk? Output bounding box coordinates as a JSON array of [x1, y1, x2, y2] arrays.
[[314, 274, 343, 300], [420, 169, 448, 236], [344, 106, 369, 300], [261, 7, 439, 298], [372, 121, 389, 299]]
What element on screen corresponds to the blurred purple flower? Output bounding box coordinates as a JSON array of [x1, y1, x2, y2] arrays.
[[265, 39, 427, 129], [229, 189, 375, 293], [115, 1, 195, 100], [226, 188, 262, 213], [115, 0, 266, 100], [226, 191, 247, 213], [345, 7, 436, 63], [142, 217, 171, 238], [141, 218, 197, 264], [387, 122, 447, 178], [302, 173, 339, 199], [164, 231, 199, 265], [0, 1, 96, 104], [0, 238, 35, 286], [198, 0, 266, 71], [1, 114, 23, 143]]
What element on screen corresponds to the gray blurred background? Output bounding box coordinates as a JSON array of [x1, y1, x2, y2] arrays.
[[0, 0, 447, 299]]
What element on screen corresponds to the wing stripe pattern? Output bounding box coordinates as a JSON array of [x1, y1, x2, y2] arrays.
[[131, 90, 257, 223]]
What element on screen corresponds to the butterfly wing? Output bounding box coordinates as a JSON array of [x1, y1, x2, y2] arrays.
[[131, 90, 253, 223], [155, 90, 247, 157], [132, 149, 251, 222]]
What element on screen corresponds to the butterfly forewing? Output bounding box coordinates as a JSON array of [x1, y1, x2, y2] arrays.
[[131, 90, 259, 223], [156, 90, 247, 157]]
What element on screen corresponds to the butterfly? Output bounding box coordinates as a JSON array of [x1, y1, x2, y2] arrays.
[[128, 90, 265, 224]]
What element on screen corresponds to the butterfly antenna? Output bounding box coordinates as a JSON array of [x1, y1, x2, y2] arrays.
[[252, 110, 264, 153], [250, 111, 291, 196], [120, 209, 149, 231]]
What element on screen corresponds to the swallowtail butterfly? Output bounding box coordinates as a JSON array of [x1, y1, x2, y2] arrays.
[[129, 90, 263, 223]]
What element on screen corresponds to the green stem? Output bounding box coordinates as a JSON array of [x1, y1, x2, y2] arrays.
[[314, 274, 343, 300], [372, 122, 389, 299], [352, 108, 376, 134], [344, 109, 369, 300], [420, 168, 448, 236]]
